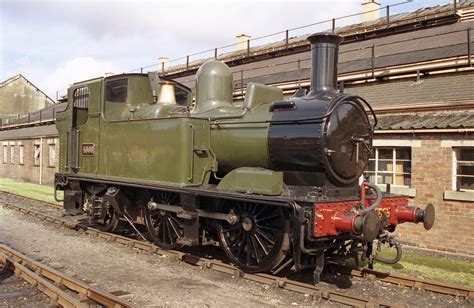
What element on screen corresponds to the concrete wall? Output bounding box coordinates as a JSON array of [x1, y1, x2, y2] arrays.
[[0, 137, 58, 185], [0, 75, 54, 119]]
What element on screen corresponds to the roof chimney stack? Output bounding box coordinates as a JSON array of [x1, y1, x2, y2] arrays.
[[157, 57, 169, 73], [236, 34, 251, 52], [362, 0, 381, 22]]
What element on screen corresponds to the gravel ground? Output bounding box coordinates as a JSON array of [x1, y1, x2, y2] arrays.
[[0, 207, 313, 307], [0, 195, 472, 307]]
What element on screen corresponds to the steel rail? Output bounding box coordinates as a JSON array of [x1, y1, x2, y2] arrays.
[[329, 264, 474, 300], [2, 192, 473, 302], [0, 190, 63, 209], [0, 245, 131, 308], [0, 198, 393, 307]]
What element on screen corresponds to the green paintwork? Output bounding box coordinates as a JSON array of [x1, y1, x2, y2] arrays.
[[243, 82, 284, 109], [193, 60, 233, 114], [217, 167, 284, 195], [56, 62, 284, 195]]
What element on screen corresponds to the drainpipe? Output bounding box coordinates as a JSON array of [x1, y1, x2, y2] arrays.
[[39, 137, 43, 185]]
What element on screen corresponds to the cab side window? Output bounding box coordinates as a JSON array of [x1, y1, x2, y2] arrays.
[[73, 86, 89, 109], [106, 79, 128, 103], [72, 86, 89, 125], [104, 78, 129, 121]]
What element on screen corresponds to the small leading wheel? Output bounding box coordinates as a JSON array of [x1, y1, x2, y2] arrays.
[[86, 195, 119, 233], [144, 191, 183, 250], [218, 202, 287, 273], [94, 207, 119, 232]]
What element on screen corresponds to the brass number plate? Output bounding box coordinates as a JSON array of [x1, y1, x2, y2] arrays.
[[81, 143, 95, 156]]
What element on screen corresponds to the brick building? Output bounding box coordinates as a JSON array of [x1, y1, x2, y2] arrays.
[[1, 1, 473, 255], [1, 126, 59, 185]]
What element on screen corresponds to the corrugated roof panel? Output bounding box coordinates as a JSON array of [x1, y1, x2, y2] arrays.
[[376, 112, 474, 130], [0, 125, 58, 139]]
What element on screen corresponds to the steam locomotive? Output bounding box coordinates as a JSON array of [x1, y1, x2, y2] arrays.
[[54, 33, 434, 282]]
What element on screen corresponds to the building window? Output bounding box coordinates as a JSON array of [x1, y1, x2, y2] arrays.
[[365, 147, 411, 186], [19, 145, 24, 165], [34, 144, 41, 166], [48, 144, 56, 166], [3, 145, 8, 164], [453, 148, 474, 191], [73, 86, 89, 109], [10, 145, 14, 164]]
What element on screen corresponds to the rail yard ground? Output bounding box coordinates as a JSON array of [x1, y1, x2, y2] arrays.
[[0, 178, 62, 205], [0, 264, 52, 308], [0, 177, 473, 306]]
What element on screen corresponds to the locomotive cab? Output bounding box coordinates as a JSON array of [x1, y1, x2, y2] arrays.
[[103, 74, 192, 121]]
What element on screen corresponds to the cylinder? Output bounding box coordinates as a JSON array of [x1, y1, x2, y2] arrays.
[[306, 33, 343, 95]]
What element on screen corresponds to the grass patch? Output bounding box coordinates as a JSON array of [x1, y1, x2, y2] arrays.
[[372, 247, 474, 288], [0, 177, 62, 205]]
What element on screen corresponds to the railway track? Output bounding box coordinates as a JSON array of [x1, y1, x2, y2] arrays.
[[0, 195, 391, 307], [1, 191, 473, 304], [0, 244, 131, 307], [0, 190, 63, 210]]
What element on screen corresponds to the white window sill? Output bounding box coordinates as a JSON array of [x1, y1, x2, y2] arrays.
[[376, 184, 416, 197], [444, 190, 474, 202]]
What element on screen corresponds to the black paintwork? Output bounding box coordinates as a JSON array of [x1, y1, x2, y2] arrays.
[[268, 92, 372, 186]]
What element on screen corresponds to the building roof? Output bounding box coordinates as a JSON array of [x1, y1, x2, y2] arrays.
[[171, 18, 474, 93], [0, 124, 58, 139], [0, 74, 55, 104], [376, 112, 474, 130], [164, 0, 474, 79]]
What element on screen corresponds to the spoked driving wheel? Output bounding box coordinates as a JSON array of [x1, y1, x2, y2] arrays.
[[144, 191, 183, 249], [218, 201, 288, 273]]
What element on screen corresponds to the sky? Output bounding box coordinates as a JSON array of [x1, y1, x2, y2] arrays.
[[0, 0, 453, 100]]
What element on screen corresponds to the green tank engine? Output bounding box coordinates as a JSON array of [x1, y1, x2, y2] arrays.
[[54, 33, 435, 282]]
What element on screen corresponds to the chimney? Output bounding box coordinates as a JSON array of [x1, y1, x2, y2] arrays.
[[306, 33, 343, 96], [236, 34, 251, 52], [362, 0, 381, 22], [104, 72, 114, 77], [157, 57, 169, 72]]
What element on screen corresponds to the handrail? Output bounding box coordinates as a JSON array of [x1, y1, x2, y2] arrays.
[[2, 2, 471, 129], [129, 0, 465, 74]]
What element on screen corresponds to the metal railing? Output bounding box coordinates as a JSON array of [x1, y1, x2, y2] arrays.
[[130, 0, 464, 75], [172, 26, 472, 96], [0, 105, 64, 129], [51, 0, 467, 97], [3, 1, 470, 129], [3, 24, 471, 129]]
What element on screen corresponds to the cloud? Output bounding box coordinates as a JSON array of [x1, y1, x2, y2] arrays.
[[1, 0, 364, 98], [42, 57, 119, 99]]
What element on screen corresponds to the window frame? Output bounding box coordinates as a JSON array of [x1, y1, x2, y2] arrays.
[[73, 86, 90, 109], [3, 145, 7, 164], [452, 147, 474, 192], [48, 143, 56, 167], [365, 147, 412, 187], [10, 145, 14, 164], [19, 145, 24, 165], [34, 144, 41, 166]]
